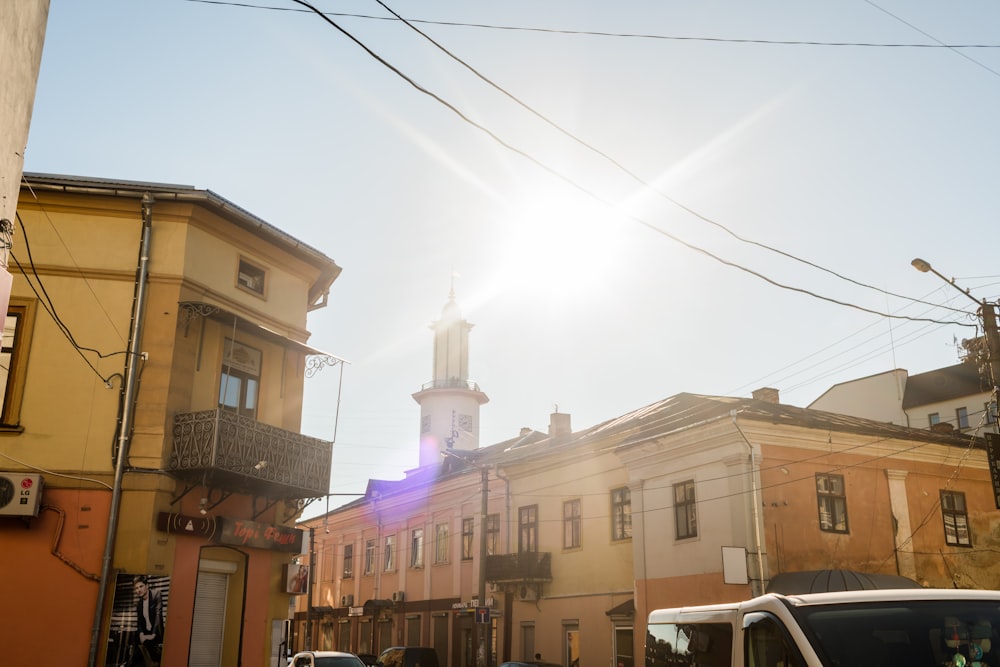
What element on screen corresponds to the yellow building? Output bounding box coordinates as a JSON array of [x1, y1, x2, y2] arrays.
[[0, 173, 342, 666]]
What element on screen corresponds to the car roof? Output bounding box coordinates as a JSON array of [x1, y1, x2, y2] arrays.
[[295, 652, 362, 658]]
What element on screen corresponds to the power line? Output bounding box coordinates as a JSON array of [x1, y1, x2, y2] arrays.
[[184, 0, 1000, 49], [286, 0, 971, 328]]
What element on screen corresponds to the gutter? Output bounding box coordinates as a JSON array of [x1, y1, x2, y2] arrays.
[[731, 410, 767, 596]]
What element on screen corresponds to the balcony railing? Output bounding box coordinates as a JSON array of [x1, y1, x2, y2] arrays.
[[170, 409, 332, 499], [485, 551, 552, 584]]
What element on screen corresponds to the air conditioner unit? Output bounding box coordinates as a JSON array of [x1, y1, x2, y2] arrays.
[[341, 594, 354, 607], [517, 584, 538, 602], [0, 473, 43, 517], [391, 590, 405, 603]]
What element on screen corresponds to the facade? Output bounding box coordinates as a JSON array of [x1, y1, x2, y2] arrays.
[[809, 360, 997, 435], [0, 173, 342, 666], [298, 385, 1000, 667]]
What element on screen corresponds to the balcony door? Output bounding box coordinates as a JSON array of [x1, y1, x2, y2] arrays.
[[219, 338, 261, 419]]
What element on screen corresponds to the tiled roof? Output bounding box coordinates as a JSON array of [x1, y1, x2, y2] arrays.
[[901, 363, 989, 409]]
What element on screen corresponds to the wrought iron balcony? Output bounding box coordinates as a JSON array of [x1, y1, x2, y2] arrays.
[[485, 551, 552, 584], [170, 409, 332, 500]]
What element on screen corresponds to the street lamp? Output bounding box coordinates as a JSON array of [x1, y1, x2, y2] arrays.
[[911, 258, 1000, 387]]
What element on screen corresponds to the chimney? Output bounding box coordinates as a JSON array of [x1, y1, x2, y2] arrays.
[[519, 427, 533, 437], [549, 411, 571, 437], [752, 387, 780, 404]]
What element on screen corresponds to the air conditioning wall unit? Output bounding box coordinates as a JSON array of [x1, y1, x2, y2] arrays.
[[0, 473, 43, 517], [517, 584, 538, 602], [341, 594, 354, 607], [391, 590, 405, 603]]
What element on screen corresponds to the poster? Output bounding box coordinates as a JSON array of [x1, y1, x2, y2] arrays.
[[105, 573, 170, 667]]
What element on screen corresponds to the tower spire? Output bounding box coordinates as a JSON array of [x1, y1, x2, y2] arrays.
[[412, 281, 489, 467]]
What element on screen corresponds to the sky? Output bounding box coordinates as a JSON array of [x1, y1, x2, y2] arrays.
[[23, 0, 1000, 513]]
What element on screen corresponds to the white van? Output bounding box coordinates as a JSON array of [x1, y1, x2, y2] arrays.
[[646, 588, 1000, 667]]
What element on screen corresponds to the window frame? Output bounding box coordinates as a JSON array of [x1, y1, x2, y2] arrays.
[[364, 538, 376, 576], [236, 256, 268, 297], [816, 473, 849, 533], [518, 505, 539, 553], [410, 528, 424, 569], [941, 490, 972, 547], [486, 513, 500, 556], [343, 543, 354, 579], [611, 486, 632, 541], [461, 517, 475, 561], [563, 499, 581, 549], [0, 299, 36, 429], [673, 480, 698, 540], [384, 534, 396, 572], [957, 406, 970, 430], [219, 338, 262, 420], [434, 522, 449, 564], [928, 412, 941, 426]]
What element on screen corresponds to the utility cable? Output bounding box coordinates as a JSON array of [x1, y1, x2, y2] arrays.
[[288, 0, 970, 327], [372, 0, 971, 316], [185, 0, 1000, 49]]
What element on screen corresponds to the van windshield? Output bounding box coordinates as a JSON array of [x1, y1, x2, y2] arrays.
[[794, 600, 1000, 667]]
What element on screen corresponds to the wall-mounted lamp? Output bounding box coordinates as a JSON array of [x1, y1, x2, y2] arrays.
[[199, 497, 208, 515]]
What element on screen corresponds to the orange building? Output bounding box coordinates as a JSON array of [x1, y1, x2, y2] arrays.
[[0, 173, 342, 666]]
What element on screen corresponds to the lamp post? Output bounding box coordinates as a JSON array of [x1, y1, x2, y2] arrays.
[[911, 258, 1000, 387]]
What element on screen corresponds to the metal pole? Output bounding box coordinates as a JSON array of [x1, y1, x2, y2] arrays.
[[306, 527, 315, 650], [88, 193, 154, 667], [978, 302, 1000, 389], [478, 466, 489, 667]]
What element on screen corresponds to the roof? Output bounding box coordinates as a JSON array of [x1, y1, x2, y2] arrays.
[[902, 362, 990, 409], [20, 172, 342, 305], [305, 392, 980, 521]]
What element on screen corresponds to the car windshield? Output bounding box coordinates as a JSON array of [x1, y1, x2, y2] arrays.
[[316, 658, 365, 667], [794, 600, 1000, 667]]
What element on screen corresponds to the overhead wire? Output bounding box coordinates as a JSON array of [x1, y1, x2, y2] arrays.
[[286, 0, 969, 328], [184, 0, 1000, 50]]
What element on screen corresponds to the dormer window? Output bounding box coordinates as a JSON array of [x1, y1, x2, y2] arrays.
[[236, 257, 267, 296]]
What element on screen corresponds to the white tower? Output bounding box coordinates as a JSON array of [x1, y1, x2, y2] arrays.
[[412, 286, 489, 467]]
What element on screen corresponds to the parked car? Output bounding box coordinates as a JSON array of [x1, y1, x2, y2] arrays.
[[290, 651, 368, 667], [376, 646, 440, 667], [357, 654, 379, 666]]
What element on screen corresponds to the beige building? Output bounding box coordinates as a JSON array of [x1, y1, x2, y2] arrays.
[[1, 173, 342, 666], [300, 376, 1000, 667], [809, 360, 997, 434]]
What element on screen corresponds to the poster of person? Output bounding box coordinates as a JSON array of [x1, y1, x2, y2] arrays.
[[105, 573, 170, 667], [286, 562, 309, 594]]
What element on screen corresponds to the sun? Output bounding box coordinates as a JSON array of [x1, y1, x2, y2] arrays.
[[487, 185, 632, 306]]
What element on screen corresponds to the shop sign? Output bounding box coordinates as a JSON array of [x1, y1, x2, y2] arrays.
[[215, 517, 304, 552]]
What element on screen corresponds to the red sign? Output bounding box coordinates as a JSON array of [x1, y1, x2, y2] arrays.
[[216, 517, 304, 553]]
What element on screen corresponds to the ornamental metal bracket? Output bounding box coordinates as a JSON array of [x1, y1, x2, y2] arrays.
[[305, 355, 344, 378]]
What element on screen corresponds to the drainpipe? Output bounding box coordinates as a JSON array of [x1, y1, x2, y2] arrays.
[[731, 411, 766, 596], [88, 193, 154, 667]]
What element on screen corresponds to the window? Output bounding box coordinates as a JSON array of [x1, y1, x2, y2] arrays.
[[674, 480, 697, 540], [0, 300, 36, 427], [410, 528, 424, 568], [343, 544, 354, 579], [611, 487, 632, 541], [364, 539, 376, 575], [219, 338, 261, 419], [941, 491, 971, 546], [929, 412, 941, 426], [462, 517, 475, 560], [957, 407, 970, 430], [816, 473, 848, 533], [518, 505, 538, 553], [236, 256, 267, 296], [384, 534, 396, 572], [986, 401, 998, 424], [563, 499, 581, 549], [434, 522, 449, 564], [486, 514, 500, 556]]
